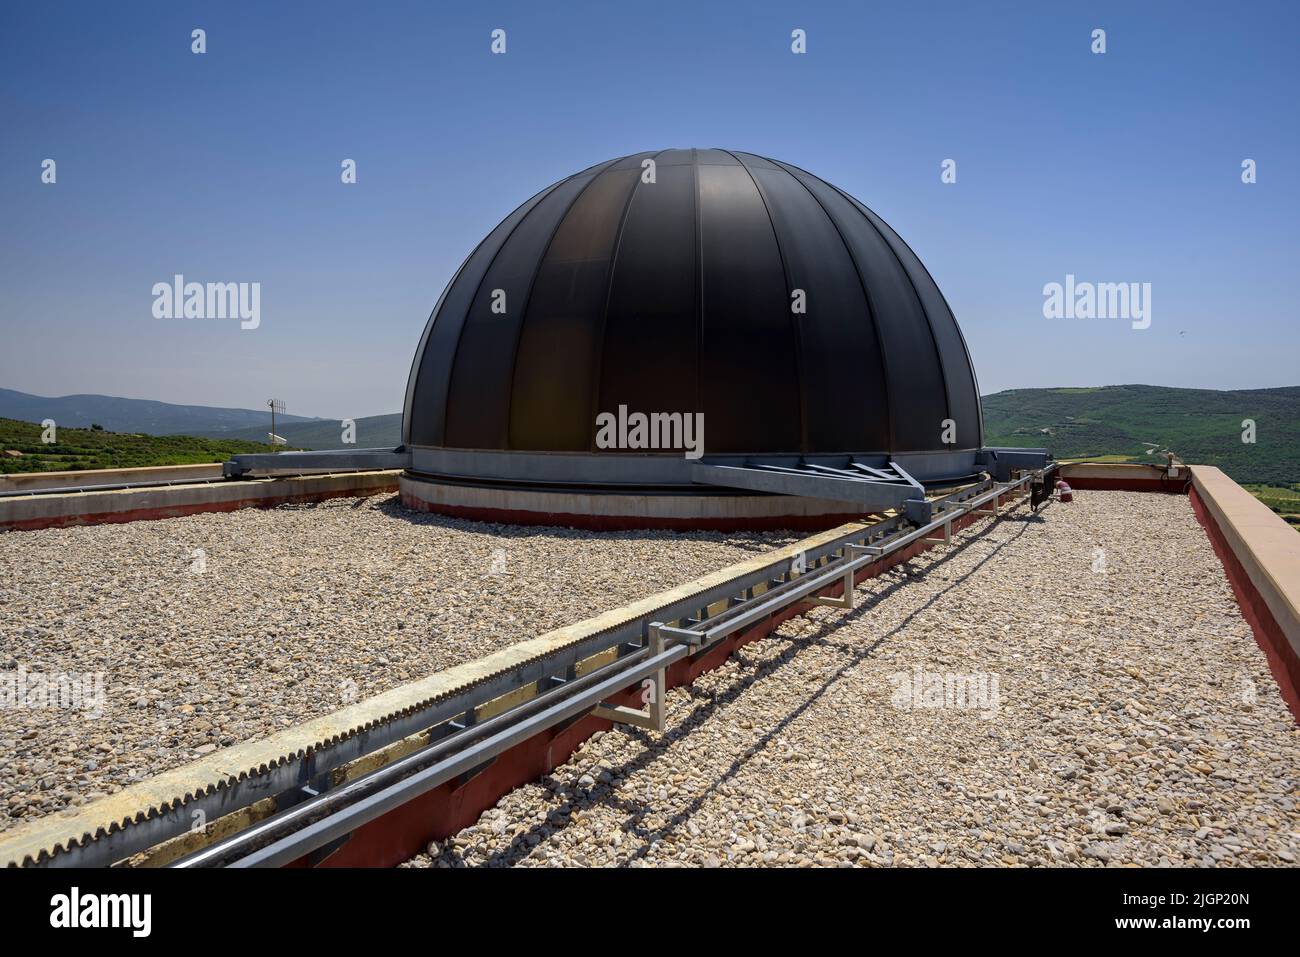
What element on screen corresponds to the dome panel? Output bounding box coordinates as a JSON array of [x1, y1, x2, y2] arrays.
[[405, 180, 561, 448], [443, 160, 617, 449], [740, 156, 889, 451], [695, 148, 741, 165], [652, 148, 696, 166], [510, 166, 639, 450], [849, 196, 981, 448], [596, 160, 700, 429], [774, 161, 950, 452], [697, 162, 801, 453]]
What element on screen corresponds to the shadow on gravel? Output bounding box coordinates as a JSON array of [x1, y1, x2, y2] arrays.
[[452, 516, 1037, 867]]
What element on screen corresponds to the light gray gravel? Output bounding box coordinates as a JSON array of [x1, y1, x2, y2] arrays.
[[0, 494, 796, 831], [403, 491, 1300, 868]]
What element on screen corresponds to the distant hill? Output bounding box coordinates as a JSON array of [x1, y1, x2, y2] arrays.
[[220, 413, 401, 450], [983, 385, 1300, 486], [0, 388, 321, 436], [0, 417, 277, 474]]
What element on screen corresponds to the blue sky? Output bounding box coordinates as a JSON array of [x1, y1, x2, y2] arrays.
[[1, 0, 1296, 419]]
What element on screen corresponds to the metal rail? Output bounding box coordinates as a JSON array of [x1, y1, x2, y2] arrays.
[[179, 643, 687, 868], [173, 469, 1045, 868]]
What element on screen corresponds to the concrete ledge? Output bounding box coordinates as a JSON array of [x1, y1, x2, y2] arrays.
[[1188, 466, 1300, 719], [0, 462, 224, 493], [0, 471, 401, 533]]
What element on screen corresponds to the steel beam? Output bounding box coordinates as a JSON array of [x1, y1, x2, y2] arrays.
[[691, 462, 918, 511]]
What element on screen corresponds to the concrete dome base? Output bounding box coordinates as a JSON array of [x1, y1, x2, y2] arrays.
[[398, 471, 869, 532]]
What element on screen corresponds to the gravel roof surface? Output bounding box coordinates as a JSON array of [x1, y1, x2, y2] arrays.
[[403, 491, 1300, 868], [0, 494, 796, 832]]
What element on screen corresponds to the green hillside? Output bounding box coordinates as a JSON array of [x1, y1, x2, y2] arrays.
[[982, 385, 1300, 487], [0, 418, 280, 474]]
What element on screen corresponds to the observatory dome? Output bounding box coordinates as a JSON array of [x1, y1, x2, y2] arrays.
[[402, 149, 982, 511]]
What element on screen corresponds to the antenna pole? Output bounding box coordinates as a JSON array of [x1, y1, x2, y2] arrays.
[[268, 398, 285, 454]]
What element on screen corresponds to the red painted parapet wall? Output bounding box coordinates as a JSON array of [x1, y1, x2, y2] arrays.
[[1059, 461, 1189, 493], [1185, 466, 1300, 721]]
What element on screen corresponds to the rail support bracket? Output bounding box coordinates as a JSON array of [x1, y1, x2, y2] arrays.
[[848, 543, 885, 558], [924, 518, 953, 545], [810, 565, 856, 609], [592, 624, 667, 732]]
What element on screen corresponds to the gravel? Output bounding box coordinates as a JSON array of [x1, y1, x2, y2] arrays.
[[401, 491, 1300, 868], [0, 494, 796, 832]]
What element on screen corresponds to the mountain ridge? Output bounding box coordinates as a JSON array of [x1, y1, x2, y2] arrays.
[[0, 388, 322, 437]]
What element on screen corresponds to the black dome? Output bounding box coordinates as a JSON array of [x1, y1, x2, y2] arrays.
[[403, 149, 981, 458]]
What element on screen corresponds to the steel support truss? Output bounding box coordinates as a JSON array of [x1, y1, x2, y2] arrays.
[[692, 449, 1053, 526], [591, 624, 667, 731], [692, 458, 930, 520]]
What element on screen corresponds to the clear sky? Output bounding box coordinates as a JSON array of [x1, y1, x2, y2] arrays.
[[1, 0, 1296, 420]]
